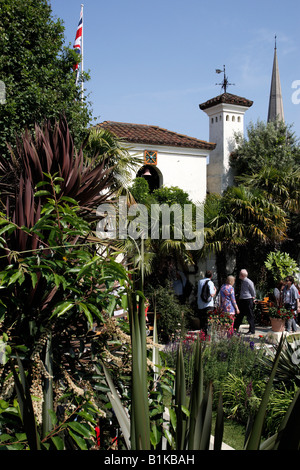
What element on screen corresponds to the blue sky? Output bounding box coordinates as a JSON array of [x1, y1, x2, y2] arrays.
[[50, 0, 300, 141]]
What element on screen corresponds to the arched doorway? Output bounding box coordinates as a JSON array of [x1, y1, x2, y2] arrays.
[[137, 165, 161, 192]]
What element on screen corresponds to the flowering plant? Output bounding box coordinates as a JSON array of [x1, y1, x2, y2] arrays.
[[208, 306, 234, 328], [268, 306, 295, 320]]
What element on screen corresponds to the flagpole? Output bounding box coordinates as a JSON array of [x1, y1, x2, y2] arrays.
[[81, 4, 84, 103]]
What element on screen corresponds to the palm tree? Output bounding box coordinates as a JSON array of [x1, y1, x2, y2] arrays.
[[236, 165, 300, 213], [85, 126, 142, 196], [199, 186, 288, 285], [235, 164, 300, 264]]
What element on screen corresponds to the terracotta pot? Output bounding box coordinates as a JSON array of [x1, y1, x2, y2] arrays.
[[270, 317, 286, 332]]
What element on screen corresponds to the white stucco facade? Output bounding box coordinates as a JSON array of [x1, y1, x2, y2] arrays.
[[202, 101, 251, 194], [126, 142, 210, 203]]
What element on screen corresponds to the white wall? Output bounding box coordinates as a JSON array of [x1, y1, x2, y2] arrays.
[[203, 103, 249, 194], [126, 143, 210, 203]]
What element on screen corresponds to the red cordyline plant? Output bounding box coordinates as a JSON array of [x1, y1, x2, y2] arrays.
[[0, 116, 116, 256], [0, 118, 134, 449], [0, 116, 118, 331]]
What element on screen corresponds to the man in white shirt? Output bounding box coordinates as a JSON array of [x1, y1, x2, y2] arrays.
[[234, 269, 256, 334], [197, 270, 216, 335]]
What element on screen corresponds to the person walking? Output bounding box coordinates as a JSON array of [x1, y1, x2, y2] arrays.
[[219, 275, 240, 330], [273, 280, 285, 307], [197, 270, 216, 335], [282, 276, 299, 332], [234, 269, 256, 334]]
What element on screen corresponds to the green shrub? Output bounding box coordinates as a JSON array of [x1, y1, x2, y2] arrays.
[[264, 250, 299, 284], [265, 383, 298, 436], [220, 373, 264, 423], [259, 336, 300, 387], [202, 334, 266, 386], [146, 283, 193, 343]]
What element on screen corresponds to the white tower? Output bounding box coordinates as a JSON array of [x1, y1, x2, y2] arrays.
[[199, 91, 253, 195]]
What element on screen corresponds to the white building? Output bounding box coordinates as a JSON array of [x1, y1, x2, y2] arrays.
[[97, 39, 283, 204], [98, 90, 252, 201], [97, 121, 215, 203], [96, 43, 284, 283]]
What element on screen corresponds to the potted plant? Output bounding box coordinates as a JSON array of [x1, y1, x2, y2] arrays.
[[268, 305, 295, 332]]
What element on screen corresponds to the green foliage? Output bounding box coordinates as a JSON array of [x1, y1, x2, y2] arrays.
[[152, 186, 192, 207], [165, 334, 266, 399], [202, 185, 287, 258], [259, 336, 300, 387], [104, 314, 300, 450], [164, 332, 300, 444], [146, 284, 191, 343], [103, 326, 225, 450], [219, 372, 299, 439], [130, 177, 153, 205], [264, 250, 299, 283], [85, 127, 142, 194], [129, 180, 193, 208], [0, 179, 130, 448], [0, 349, 105, 450], [0, 0, 91, 155], [230, 119, 300, 176], [265, 383, 299, 436], [0, 118, 132, 450], [221, 373, 263, 422]]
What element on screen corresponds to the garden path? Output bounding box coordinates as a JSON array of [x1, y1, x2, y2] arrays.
[[238, 323, 300, 345]]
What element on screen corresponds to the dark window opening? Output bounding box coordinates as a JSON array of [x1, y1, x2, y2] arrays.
[[137, 165, 160, 192]]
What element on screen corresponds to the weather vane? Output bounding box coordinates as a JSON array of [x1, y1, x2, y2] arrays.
[[215, 65, 234, 93]]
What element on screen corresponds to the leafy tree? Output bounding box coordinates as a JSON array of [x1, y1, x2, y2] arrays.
[[230, 119, 300, 176], [230, 120, 300, 263], [0, 0, 91, 155]]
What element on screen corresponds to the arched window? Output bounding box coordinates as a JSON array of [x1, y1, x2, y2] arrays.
[[137, 165, 161, 192], [226, 115, 229, 121], [232, 116, 235, 122]]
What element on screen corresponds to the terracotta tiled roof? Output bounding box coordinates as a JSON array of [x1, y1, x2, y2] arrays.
[[199, 93, 253, 110], [96, 121, 216, 151]]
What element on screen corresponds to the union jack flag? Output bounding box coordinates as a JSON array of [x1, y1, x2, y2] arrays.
[[73, 6, 83, 83]]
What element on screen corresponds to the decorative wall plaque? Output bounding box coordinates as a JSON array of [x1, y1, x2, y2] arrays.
[[144, 150, 157, 165]]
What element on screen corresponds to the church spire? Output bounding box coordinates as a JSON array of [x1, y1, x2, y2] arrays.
[[267, 36, 284, 122]]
